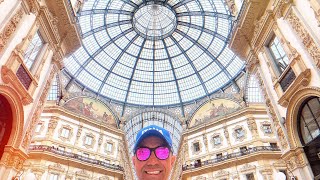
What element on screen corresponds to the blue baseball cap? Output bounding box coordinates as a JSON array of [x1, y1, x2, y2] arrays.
[[134, 125, 172, 152]]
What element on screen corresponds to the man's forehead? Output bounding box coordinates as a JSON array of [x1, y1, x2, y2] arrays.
[[139, 136, 166, 147]]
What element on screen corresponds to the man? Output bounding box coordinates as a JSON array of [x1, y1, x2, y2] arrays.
[[132, 125, 176, 180]]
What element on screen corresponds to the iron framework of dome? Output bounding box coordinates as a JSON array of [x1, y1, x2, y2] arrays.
[[64, 0, 245, 107]]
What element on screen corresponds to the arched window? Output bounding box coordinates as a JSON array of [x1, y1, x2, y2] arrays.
[[298, 97, 320, 145]]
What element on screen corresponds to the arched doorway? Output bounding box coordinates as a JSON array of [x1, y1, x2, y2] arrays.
[[0, 94, 13, 159], [298, 96, 320, 179]]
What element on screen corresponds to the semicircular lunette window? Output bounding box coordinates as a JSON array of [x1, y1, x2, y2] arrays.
[[299, 97, 320, 144], [64, 0, 245, 107]]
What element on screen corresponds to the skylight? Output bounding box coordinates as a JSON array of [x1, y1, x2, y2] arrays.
[[63, 0, 245, 107]]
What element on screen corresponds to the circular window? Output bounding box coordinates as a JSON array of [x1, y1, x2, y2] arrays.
[[298, 96, 320, 145], [133, 3, 176, 40]]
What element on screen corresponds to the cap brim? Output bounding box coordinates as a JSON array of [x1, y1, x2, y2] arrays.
[[134, 130, 171, 152]]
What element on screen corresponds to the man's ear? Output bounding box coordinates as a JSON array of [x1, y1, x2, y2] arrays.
[[132, 156, 136, 166], [171, 155, 176, 166]]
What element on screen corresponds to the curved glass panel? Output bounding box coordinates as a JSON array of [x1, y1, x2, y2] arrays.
[[299, 97, 320, 144], [64, 0, 245, 106]]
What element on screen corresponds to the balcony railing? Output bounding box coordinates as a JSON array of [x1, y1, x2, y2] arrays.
[[29, 145, 123, 171], [182, 146, 280, 171]]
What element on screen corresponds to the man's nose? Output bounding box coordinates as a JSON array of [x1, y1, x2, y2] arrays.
[[146, 151, 159, 165]]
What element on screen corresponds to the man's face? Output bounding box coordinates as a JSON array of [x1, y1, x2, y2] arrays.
[[132, 136, 176, 180]]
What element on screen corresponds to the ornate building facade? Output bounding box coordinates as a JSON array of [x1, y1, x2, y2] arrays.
[[0, 0, 319, 180]]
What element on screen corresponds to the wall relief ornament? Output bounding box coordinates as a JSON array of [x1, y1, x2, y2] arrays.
[[240, 163, 256, 173], [0, 7, 24, 53], [48, 163, 65, 173], [0, 146, 28, 171], [215, 169, 229, 178], [195, 176, 206, 180], [76, 125, 83, 140], [247, 117, 258, 137], [224, 126, 230, 142], [286, 9, 320, 68], [75, 169, 90, 178], [46, 118, 58, 136]]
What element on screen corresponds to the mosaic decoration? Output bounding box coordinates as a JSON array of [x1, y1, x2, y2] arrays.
[[189, 99, 241, 127], [64, 97, 116, 127]]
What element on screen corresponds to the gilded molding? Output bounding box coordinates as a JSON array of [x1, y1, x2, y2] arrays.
[[0, 7, 24, 53], [286, 9, 320, 68]]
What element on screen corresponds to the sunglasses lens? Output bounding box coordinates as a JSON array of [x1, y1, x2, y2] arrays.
[[136, 148, 151, 161], [155, 147, 169, 160]]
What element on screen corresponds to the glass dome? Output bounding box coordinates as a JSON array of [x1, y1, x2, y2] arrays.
[[64, 0, 244, 107]]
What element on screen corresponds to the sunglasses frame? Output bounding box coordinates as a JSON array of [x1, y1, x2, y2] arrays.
[[135, 146, 171, 161]]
